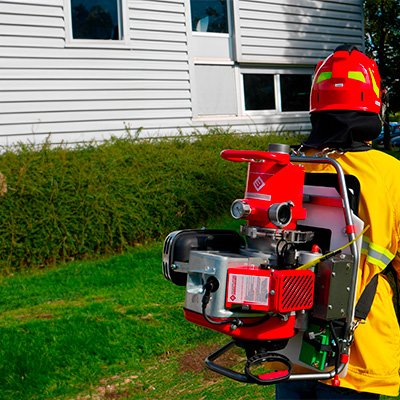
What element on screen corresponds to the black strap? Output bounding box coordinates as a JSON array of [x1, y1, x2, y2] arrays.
[[354, 274, 379, 320], [354, 262, 399, 324], [382, 263, 400, 324], [302, 336, 335, 353]]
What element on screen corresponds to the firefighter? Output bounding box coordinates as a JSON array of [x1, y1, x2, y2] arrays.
[[276, 45, 400, 399]]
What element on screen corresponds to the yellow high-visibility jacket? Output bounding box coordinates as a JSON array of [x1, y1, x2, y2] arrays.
[[304, 148, 400, 396]]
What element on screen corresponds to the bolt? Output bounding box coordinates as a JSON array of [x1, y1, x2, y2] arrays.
[[270, 290, 276, 295], [281, 313, 289, 321], [328, 305, 333, 310], [312, 362, 320, 368]]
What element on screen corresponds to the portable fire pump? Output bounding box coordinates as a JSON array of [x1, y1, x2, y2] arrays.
[[162, 143, 364, 386]]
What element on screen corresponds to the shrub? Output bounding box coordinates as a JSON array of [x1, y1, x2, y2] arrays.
[[0, 131, 303, 271]]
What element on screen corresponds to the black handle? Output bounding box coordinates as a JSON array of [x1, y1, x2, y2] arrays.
[[205, 341, 251, 383], [245, 352, 292, 385], [205, 342, 292, 385]]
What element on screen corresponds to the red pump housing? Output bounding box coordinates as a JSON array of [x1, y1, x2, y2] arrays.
[[221, 149, 307, 229]]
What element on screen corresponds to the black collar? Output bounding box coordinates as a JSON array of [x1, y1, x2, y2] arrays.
[[302, 111, 381, 152]]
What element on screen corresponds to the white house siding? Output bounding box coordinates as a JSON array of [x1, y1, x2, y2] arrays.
[[0, 0, 364, 146], [0, 0, 191, 146], [235, 0, 364, 64]]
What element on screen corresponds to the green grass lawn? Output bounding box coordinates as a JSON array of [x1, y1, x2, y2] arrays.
[[0, 229, 275, 399]]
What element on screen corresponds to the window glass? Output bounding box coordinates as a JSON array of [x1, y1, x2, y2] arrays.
[[280, 75, 311, 112], [243, 74, 275, 111], [191, 0, 228, 33], [71, 0, 122, 40]]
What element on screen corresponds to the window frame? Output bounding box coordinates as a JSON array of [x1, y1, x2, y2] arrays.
[[240, 68, 313, 115], [190, 0, 232, 38], [64, 0, 130, 48]]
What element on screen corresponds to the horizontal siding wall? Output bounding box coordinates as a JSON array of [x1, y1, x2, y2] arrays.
[[0, 0, 191, 146], [235, 0, 364, 64], [192, 114, 311, 135], [0, 0, 364, 146]]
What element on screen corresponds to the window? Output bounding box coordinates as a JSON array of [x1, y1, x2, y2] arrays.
[[242, 72, 312, 112], [70, 0, 123, 40], [280, 75, 311, 112], [243, 74, 275, 111], [190, 0, 228, 33]]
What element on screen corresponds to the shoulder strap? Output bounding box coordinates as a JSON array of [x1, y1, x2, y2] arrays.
[[382, 263, 400, 324], [354, 262, 399, 324], [354, 274, 379, 320]]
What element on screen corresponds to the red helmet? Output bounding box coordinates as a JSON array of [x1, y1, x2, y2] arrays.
[[310, 45, 381, 114]]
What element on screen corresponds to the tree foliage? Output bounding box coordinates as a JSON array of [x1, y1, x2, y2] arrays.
[[364, 0, 400, 114]]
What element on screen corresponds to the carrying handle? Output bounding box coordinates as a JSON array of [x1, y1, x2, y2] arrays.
[[205, 341, 251, 383], [205, 342, 291, 385], [245, 352, 292, 385], [220, 149, 290, 165]]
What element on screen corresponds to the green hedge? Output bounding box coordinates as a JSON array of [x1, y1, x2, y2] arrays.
[[0, 130, 303, 272]]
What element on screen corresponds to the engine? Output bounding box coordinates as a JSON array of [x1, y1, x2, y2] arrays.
[[162, 143, 362, 386]]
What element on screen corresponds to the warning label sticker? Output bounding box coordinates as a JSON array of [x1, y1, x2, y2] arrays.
[[227, 273, 270, 305]]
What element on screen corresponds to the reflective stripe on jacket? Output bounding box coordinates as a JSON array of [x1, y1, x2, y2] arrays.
[[361, 236, 394, 270]]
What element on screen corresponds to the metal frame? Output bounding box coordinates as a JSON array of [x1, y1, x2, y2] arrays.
[[205, 154, 360, 383]]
